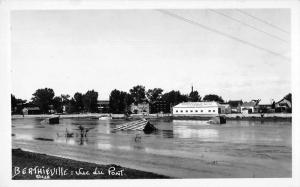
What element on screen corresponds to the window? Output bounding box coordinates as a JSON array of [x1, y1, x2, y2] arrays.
[[213, 110, 215, 112], [201, 110, 203, 112], [190, 110, 193, 112], [176, 110, 178, 113], [186, 110, 188, 113], [180, 110, 183, 113], [195, 110, 198, 112], [208, 110, 211, 112]]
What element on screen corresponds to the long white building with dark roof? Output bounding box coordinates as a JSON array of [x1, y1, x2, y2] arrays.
[[172, 102, 225, 115]]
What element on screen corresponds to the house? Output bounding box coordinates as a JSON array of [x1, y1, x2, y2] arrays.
[[97, 100, 110, 113], [258, 103, 274, 113], [240, 100, 260, 114], [172, 102, 225, 116], [150, 100, 169, 114], [275, 98, 292, 113], [131, 102, 150, 115], [228, 100, 243, 113], [22, 107, 41, 115], [219, 103, 231, 114]]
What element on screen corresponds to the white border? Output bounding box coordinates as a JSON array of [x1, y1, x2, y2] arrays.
[[1, 1, 299, 187]]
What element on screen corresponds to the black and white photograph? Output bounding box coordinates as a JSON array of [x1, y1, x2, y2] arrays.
[[0, 1, 300, 187]]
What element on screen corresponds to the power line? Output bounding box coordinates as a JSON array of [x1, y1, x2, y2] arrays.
[[236, 10, 290, 34], [157, 10, 290, 61], [209, 9, 289, 43]]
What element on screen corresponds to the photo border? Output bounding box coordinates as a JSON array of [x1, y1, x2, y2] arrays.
[[1, 0, 299, 187]]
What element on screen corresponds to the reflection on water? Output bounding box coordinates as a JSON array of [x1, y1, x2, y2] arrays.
[[117, 145, 132, 151], [97, 143, 112, 150], [34, 137, 54, 142], [55, 137, 76, 145], [14, 134, 33, 141], [173, 120, 211, 126], [174, 126, 219, 139]]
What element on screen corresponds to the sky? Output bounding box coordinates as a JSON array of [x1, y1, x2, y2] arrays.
[[11, 9, 291, 103]]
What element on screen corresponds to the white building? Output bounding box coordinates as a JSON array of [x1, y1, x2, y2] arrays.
[[172, 102, 225, 115]]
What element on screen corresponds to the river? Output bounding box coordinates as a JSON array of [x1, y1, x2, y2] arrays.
[[12, 118, 291, 178]]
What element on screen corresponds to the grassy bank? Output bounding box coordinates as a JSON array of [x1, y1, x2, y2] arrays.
[[12, 148, 169, 180]]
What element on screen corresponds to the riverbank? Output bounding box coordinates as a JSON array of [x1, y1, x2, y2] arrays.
[[225, 113, 292, 121], [12, 112, 292, 121], [12, 148, 169, 180]]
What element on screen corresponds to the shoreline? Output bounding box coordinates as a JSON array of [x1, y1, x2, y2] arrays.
[[12, 113, 292, 122], [12, 148, 169, 180]]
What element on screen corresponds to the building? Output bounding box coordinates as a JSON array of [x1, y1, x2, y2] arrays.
[[131, 102, 150, 115], [150, 100, 169, 114], [275, 98, 292, 113], [219, 103, 231, 114], [258, 103, 274, 113], [228, 100, 243, 113], [172, 102, 225, 115], [97, 100, 110, 113], [22, 107, 41, 115], [240, 100, 260, 114]]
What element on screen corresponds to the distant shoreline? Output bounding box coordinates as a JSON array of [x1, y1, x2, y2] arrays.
[[11, 113, 292, 121]]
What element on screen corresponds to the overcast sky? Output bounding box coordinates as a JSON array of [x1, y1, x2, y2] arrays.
[[11, 9, 290, 103]]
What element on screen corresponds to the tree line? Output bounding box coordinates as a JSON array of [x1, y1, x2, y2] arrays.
[[11, 85, 291, 115], [11, 85, 225, 114], [11, 88, 99, 114]]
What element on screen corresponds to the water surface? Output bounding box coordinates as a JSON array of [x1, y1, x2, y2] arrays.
[[12, 118, 291, 178]]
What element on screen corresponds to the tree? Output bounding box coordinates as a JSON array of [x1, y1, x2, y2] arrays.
[[73, 92, 84, 112], [66, 98, 77, 114], [203, 94, 224, 103], [31, 88, 55, 113], [82, 90, 98, 113], [123, 92, 134, 113], [11, 94, 17, 113], [11, 94, 27, 114], [52, 96, 63, 113], [109, 89, 123, 114], [60, 94, 70, 105], [146, 88, 163, 103], [188, 90, 201, 102], [109, 89, 133, 114], [129, 85, 146, 104], [161, 90, 188, 113]]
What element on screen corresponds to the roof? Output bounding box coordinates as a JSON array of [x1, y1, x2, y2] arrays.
[[276, 98, 292, 107], [228, 100, 243, 107], [23, 107, 40, 110], [241, 101, 257, 107], [276, 98, 291, 104], [173, 102, 220, 108]]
